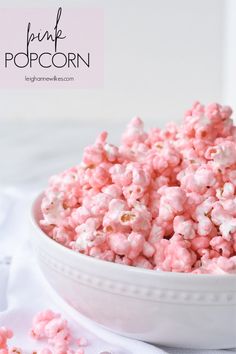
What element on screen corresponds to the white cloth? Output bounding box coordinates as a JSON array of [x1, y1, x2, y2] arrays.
[[0, 188, 235, 354]]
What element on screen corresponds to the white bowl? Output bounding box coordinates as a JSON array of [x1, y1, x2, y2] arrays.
[[31, 194, 236, 350]]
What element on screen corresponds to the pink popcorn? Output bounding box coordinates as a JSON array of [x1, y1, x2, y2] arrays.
[[132, 255, 153, 269], [51, 227, 74, 246], [178, 167, 216, 194], [76, 337, 88, 347], [154, 236, 196, 273], [82, 131, 107, 167], [109, 164, 132, 187], [0, 327, 13, 350], [30, 310, 90, 353], [217, 182, 235, 199], [122, 184, 146, 207], [41, 192, 65, 226], [122, 117, 147, 146], [191, 236, 210, 257], [108, 232, 131, 256], [205, 141, 236, 168], [206, 102, 232, 123], [37, 349, 53, 354], [143, 241, 155, 258], [211, 203, 236, 241], [196, 256, 236, 274], [0, 310, 92, 354], [40, 102, 236, 274], [9, 348, 22, 354], [102, 184, 122, 199], [173, 215, 196, 240], [210, 236, 233, 258], [126, 232, 145, 259], [75, 350, 85, 354], [148, 221, 165, 244], [115, 255, 132, 266], [30, 310, 60, 340], [197, 216, 213, 237], [158, 187, 186, 221], [44, 318, 69, 340], [70, 206, 91, 226], [84, 165, 110, 189], [118, 205, 151, 235], [152, 142, 181, 172], [131, 165, 150, 186]]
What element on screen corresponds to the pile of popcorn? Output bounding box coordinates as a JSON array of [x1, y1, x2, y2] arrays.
[[0, 310, 88, 353], [40, 102, 236, 274]]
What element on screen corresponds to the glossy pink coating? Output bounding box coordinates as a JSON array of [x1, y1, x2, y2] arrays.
[[40, 102, 236, 274]]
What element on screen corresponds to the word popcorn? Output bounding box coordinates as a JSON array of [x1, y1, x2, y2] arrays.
[[40, 102, 236, 274]]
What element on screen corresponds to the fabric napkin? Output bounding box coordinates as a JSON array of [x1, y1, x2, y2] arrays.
[[0, 187, 235, 354]]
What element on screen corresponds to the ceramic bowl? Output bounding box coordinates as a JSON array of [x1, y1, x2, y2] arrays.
[[31, 193, 236, 349]]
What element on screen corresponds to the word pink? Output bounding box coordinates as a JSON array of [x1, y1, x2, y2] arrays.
[[40, 102, 236, 274]]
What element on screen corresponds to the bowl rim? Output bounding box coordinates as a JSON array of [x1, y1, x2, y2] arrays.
[[31, 192, 236, 282]]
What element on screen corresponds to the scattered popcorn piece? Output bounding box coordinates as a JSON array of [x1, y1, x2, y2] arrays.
[[75, 349, 84, 354], [76, 337, 88, 347], [30, 309, 60, 340], [29, 310, 91, 353], [0, 327, 13, 350], [9, 348, 22, 354], [0, 350, 8, 354], [37, 349, 53, 354]]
